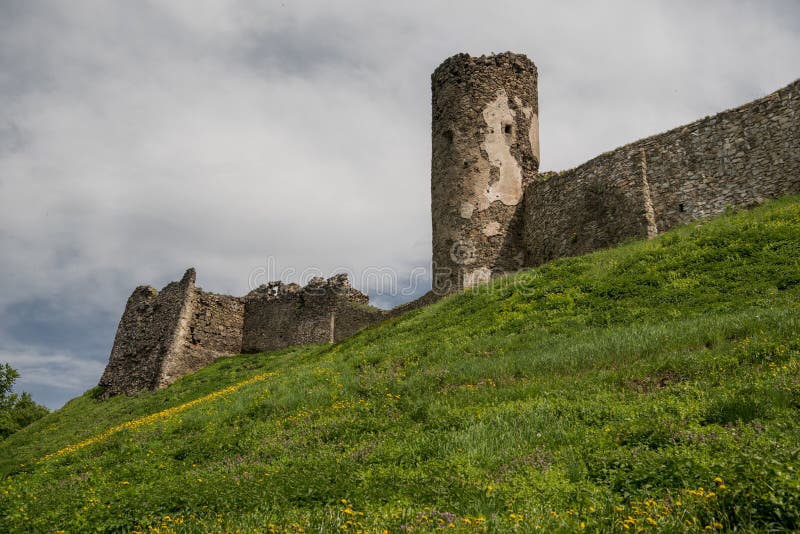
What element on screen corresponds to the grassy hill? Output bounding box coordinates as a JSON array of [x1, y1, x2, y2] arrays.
[[2, 196, 800, 533]]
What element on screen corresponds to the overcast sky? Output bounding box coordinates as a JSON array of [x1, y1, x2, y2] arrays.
[[1, 1, 798, 409]]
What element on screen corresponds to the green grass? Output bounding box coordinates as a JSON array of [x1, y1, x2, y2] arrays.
[[2, 196, 800, 533]]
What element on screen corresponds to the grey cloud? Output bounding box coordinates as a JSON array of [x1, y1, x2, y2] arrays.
[[0, 298, 116, 356], [0, 347, 106, 407], [0, 121, 27, 157]]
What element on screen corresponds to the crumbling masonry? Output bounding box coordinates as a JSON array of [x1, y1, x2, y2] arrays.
[[99, 52, 799, 397], [99, 270, 386, 398], [431, 53, 799, 289]]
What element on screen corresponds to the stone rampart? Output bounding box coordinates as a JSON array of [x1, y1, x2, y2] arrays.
[[157, 286, 245, 389], [524, 79, 800, 265], [241, 274, 384, 352], [100, 271, 386, 396], [98, 281, 183, 397]]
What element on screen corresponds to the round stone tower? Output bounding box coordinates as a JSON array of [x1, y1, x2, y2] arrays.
[[431, 52, 539, 293]]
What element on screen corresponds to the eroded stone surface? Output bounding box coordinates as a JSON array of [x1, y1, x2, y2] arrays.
[[157, 286, 245, 389], [431, 52, 539, 292], [524, 78, 800, 266], [482, 221, 502, 237], [463, 267, 492, 288], [528, 112, 540, 165], [99, 271, 391, 397], [241, 273, 384, 353], [459, 201, 475, 219]]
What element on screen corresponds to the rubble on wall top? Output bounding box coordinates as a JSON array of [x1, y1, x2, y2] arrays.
[[244, 281, 300, 301], [433, 51, 536, 81], [132, 285, 159, 298], [243, 273, 367, 304], [181, 267, 196, 284]]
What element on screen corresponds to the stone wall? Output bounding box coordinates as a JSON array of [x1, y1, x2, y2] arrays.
[[157, 287, 244, 389], [332, 300, 387, 342], [241, 274, 384, 352], [524, 78, 800, 265], [523, 155, 655, 265], [644, 80, 800, 231], [99, 269, 245, 397], [100, 270, 388, 397], [99, 269, 194, 397], [431, 52, 539, 292]]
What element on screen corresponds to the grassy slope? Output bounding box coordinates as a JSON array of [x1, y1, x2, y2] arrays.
[[2, 196, 800, 533]]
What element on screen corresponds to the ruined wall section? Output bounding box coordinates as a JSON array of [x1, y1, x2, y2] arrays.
[[98, 269, 195, 398], [241, 274, 384, 353], [431, 53, 539, 292], [524, 78, 800, 265], [101, 269, 386, 397], [99, 269, 245, 396], [643, 79, 800, 231], [157, 287, 244, 389], [241, 283, 300, 352], [524, 152, 656, 265], [332, 301, 386, 342]]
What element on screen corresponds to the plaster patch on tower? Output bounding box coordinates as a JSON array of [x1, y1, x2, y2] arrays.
[[483, 221, 502, 236], [459, 201, 475, 219], [478, 89, 523, 211], [528, 112, 540, 164], [464, 266, 492, 288], [518, 103, 541, 166]]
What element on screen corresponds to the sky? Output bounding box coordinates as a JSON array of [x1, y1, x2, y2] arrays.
[[1, 1, 798, 409]]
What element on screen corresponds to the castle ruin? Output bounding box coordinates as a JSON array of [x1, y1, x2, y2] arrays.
[[99, 52, 799, 397], [431, 53, 799, 289], [98, 270, 385, 397]]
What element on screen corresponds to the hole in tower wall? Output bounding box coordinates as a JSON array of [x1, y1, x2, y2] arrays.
[[443, 130, 453, 145], [679, 203, 685, 213], [504, 124, 513, 135]]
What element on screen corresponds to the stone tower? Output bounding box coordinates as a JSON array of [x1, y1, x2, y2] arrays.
[[431, 52, 539, 292]]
